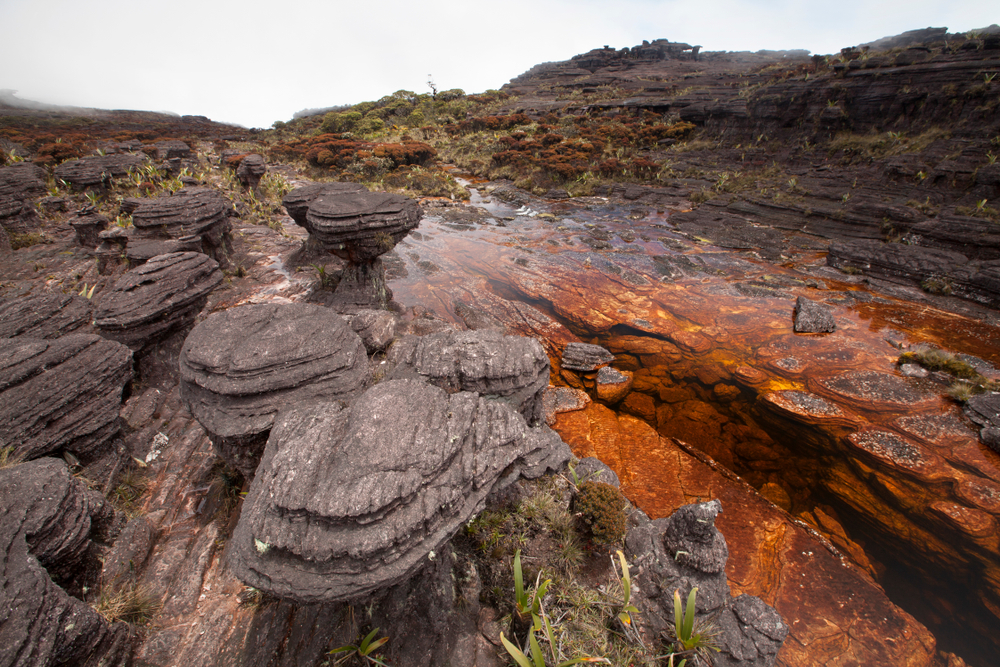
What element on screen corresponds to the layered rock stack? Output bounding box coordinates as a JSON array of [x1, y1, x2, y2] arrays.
[[178, 303, 370, 476], [0, 162, 46, 238], [53, 154, 144, 189], [0, 458, 132, 667], [94, 252, 223, 352], [282, 184, 422, 309], [235, 154, 266, 190], [0, 334, 132, 464], [559, 341, 632, 404], [131, 187, 232, 266], [229, 377, 570, 602], [0, 292, 93, 339], [68, 207, 109, 248]]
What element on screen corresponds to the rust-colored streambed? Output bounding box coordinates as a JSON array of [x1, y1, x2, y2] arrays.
[[388, 182, 1000, 665]]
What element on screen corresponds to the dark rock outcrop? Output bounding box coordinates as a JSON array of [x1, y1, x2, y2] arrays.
[[0, 162, 46, 233], [235, 154, 266, 190], [963, 392, 1000, 454], [0, 458, 132, 667], [281, 182, 368, 225], [386, 328, 550, 426], [152, 140, 190, 160], [793, 296, 836, 333], [131, 187, 232, 265], [69, 208, 109, 248], [229, 378, 571, 602], [53, 154, 144, 188], [94, 252, 223, 352], [0, 334, 132, 462], [349, 308, 397, 353], [179, 303, 369, 476], [561, 341, 614, 371], [626, 500, 788, 666], [0, 292, 93, 339]]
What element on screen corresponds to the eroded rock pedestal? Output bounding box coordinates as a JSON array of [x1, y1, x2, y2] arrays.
[[229, 378, 570, 602], [131, 187, 232, 267], [178, 302, 369, 476], [283, 185, 421, 309]]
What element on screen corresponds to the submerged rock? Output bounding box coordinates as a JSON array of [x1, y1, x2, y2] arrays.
[[94, 252, 223, 352], [179, 303, 369, 476], [793, 296, 836, 333], [387, 328, 550, 426], [0, 334, 132, 463], [229, 378, 570, 602], [0, 458, 132, 667]]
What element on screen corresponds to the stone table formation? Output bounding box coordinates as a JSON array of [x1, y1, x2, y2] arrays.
[[131, 187, 232, 266], [282, 184, 422, 309]]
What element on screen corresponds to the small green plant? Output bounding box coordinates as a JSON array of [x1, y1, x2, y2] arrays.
[[500, 629, 607, 667], [514, 549, 551, 631], [85, 191, 101, 207], [0, 444, 25, 469], [79, 283, 97, 299], [985, 73, 997, 84], [987, 152, 997, 165], [666, 587, 719, 663], [920, 276, 952, 295], [613, 550, 640, 630], [573, 481, 627, 546], [312, 263, 337, 290], [329, 628, 389, 666]]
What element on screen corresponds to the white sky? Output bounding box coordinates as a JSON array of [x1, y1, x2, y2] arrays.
[[1, 0, 995, 129]]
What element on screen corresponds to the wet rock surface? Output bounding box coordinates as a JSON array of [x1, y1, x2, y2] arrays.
[[386, 328, 551, 426], [229, 378, 570, 602], [94, 251, 223, 352], [793, 296, 835, 333], [178, 302, 369, 476], [0, 458, 132, 667], [0, 334, 132, 463], [560, 341, 614, 371]]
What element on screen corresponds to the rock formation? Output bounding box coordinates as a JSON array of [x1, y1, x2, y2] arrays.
[[561, 342, 614, 371], [793, 296, 835, 333], [152, 140, 191, 160], [131, 187, 232, 266], [280, 182, 368, 225], [0, 162, 46, 234], [348, 308, 397, 353], [386, 328, 551, 426], [94, 252, 223, 352], [229, 378, 570, 602], [178, 302, 369, 476], [68, 207, 109, 248], [284, 185, 421, 308], [235, 154, 266, 190], [0, 292, 93, 339], [53, 154, 144, 188], [0, 458, 132, 667], [0, 334, 132, 463]]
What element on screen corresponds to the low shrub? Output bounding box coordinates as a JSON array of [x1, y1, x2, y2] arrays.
[[572, 481, 627, 545]]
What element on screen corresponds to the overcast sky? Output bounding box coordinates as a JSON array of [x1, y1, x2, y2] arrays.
[[1, 0, 995, 129]]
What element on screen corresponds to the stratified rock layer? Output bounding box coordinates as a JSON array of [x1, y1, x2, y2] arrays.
[[131, 187, 231, 265], [0, 458, 132, 667], [281, 182, 368, 225], [561, 342, 614, 371], [179, 303, 369, 475], [0, 334, 132, 462], [0, 162, 46, 232], [94, 252, 223, 351], [235, 154, 266, 190], [53, 154, 144, 187], [387, 328, 550, 426], [229, 378, 570, 602], [0, 292, 93, 339]]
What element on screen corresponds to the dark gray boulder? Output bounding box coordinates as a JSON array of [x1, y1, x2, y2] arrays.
[[152, 140, 190, 160], [235, 154, 266, 190], [561, 341, 614, 371], [964, 393, 1000, 454], [281, 183, 369, 226], [625, 500, 788, 667], [0, 334, 132, 463], [131, 187, 232, 265], [0, 292, 93, 339], [94, 252, 223, 352], [0, 162, 46, 233], [179, 303, 369, 476], [349, 308, 397, 353], [68, 208, 109, 249], [53, 154, 144, 187], [793, 296, 836, 333], [386, 328, 550, 426], [229, 378, 570, 603], [0, 458, 132, 667]]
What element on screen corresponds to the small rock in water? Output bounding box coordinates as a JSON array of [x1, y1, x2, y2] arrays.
[[793, 296, 836, 333]]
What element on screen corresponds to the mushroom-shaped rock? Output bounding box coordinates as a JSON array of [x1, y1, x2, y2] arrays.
[[179, 303, 369, 476], [131, 187, 232, 265], [387, 328, 550, 426], [291, 188, 422, 308], [0, 458, 132, 667], [69, 208, 109, 248], [793, 296, 836, 333], [94, 252, 223, 351], [235, 154, 266, 190], [281, 183, 369, 226], [0, 162, 46, 232], [0, 292, 93, 339], [561, 342, 614, 371], [229, 378, 570, 602], [0, 334, 132, 462], [53, 154, 144, 187]]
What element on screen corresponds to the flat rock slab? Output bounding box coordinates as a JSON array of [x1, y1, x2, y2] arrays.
[[0, 458, 131, 667], [94, 252, 223, 351], [793, 296, 836, 333], [813, 369, 935, 409], [0, 334, 132, 462], [387, 328, 550, 426], [179, 303, 369, 476], [229, 378, 569, 602], [131, 187, 231, 263], [54, 154, 144, 187], [282, 183, 369, 225], [561, 341, 614, 371], [0, 292, 93, 339]]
